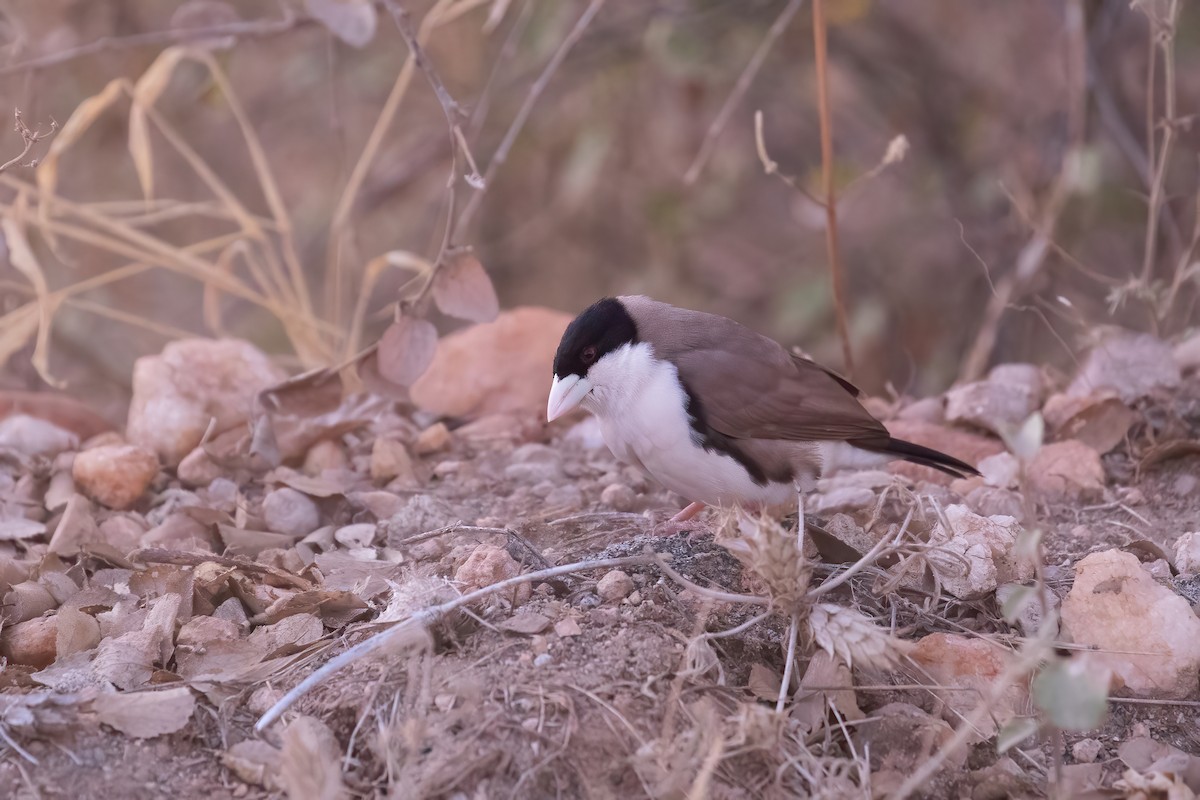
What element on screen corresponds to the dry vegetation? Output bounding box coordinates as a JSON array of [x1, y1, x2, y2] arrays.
[[2, 1, 1200, 798]]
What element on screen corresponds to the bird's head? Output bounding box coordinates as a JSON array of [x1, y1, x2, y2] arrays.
[[547, 297, 638, 421]]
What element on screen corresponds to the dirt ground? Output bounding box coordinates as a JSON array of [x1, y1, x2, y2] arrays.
[[2, 364, 1200, 800]]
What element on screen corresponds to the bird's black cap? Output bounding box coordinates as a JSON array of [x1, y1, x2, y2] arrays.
[[552, 297, 638, 378]]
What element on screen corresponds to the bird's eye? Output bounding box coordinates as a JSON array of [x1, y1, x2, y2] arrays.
[[581, 346, 597, 364]]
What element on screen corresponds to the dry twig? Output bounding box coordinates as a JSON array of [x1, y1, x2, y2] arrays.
[[0, 110, 56, 174]]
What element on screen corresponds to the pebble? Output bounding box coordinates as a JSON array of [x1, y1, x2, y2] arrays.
[[600, 483, 636, 511], [176, 446, 223, 487], [72, 443, 159, 510], [1072, 738, 1102, 764], [261, 487, 320, 538], [0, 414, 78, 458], [597, 570, 635, 602], [533, 653, 553, 667], [370, 438, 417, 485], [414, 423, 450, 455]]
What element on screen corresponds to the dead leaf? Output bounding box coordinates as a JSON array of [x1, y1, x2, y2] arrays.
[[499, 611, 551, 635], [1044, 391, 1135, 454], [3, 580, 57, 623], [259, 367, 344, 418], [747, 663, 781, 702], [305, 0, 376, 47], [251, 589, 368, 626], [48, 494, 101, 556], [1139, 440, 1200, 471], [433, 253, 500, 323], [93, 687, 196, 738], [280, 715, 347, 800], [249, 613, 325, 658], [55, 606, 101, 658], [793, 651, 863, 733], [0, 518, 45, 541], [377, 315, 438, 387], [218, 524, 297, 556]]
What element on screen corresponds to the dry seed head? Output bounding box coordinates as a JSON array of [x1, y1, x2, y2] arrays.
[[808, 603, 911, 670], [715, 510, 810, 605]]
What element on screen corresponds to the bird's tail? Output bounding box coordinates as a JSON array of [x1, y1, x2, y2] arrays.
[[859, 436, 980, 479]]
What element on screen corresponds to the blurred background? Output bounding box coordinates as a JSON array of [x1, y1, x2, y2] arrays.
[[1, 0, 1198, 420]]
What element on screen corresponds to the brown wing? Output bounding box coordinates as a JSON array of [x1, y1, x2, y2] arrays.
[[672, 347, 889, 444]]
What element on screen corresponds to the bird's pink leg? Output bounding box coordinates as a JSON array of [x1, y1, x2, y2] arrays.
[[670, 501, 707, 523]]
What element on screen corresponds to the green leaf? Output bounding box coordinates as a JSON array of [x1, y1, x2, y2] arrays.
[[999, 584, 1035, 624], [1014, 527, 1043, 561], [996, 717, 1039, 753], [1032, 658, 1109, 731]]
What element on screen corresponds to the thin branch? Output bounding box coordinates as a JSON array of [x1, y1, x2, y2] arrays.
[[0, 110, 56, 173], [811, 0, 854, 378], [1140, 0, 1181, 284], [0, 13, 313, 77], [455, 0, 606, 239], [682, 0, 806, 186]]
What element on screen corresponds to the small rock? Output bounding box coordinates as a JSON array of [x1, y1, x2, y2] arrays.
[[1027, 440, 1104, 503], [126, 338, 287, 466], [554, 618, 582, 637], [597, 570, 635, 602], [911, 633, 1026, 741], [923, 505, 1033, 599], [0, 616, 58, 667], [334, 523, 377, 549], [811, 486, 876, 515], [963, 485, 1025, 522], [1061, 549, 1200, 698], [533, 653, 553, 667], [988, 363, 1044, 402], [505, 461, 562, 484], [71, 443, 159, 510], [414, 423, 450, 455], [978, 452, 1020, 489], [456, 414, 527, 444], [852, 702, 962, 775], [411, 307, 573, 419], [625, 590, 642, 605], [303, 440, 347, 474], [1067, 329, 1180, 403], [370, 438, 417, 485], [564, 416, 606, 449], [0, 414, 78, 459], [454, 544, 528, 604], [1071, 738, 1103, 764], [347, 491, 407, 520], [1174, 532, 1200, 574], [261, 488, 320, 538], [177, 446, 223, 487], [945, 378, 1039, 437], [600, 483, 636, 512]]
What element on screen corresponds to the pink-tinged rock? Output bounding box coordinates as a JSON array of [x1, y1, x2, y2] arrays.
[[1067, 329, 1180, 403], [911, 633, 1028, 741], [72, 443, 159, 510], [411, 307, 573, 420], [454, 544, 529, 605], [176, 446, 224, 487], [926, 504, 1032, 599], [1061, 549, 1200, 699], [261, 488, 320, 538], [884, 419, 1005, 485], [1027, 440, 1104, 503], [126, 339, 287, 466], [0, 414, 78, 459]]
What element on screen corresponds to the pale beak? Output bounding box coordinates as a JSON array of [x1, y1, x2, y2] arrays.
[[546, 374, 592, 422]]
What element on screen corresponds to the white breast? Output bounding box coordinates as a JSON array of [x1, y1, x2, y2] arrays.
[[581, 343, 797, 508]]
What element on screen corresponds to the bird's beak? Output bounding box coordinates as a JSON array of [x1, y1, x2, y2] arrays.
[[547, 374, 592, 422]]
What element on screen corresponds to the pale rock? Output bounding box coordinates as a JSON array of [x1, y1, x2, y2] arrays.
[[370, 438, 416, 485], [600, 483, 636, 512], [1067, 330, 1180, 403], [261, 488, 320, 538], [1072, 738, 1103, 764], [945, 375, 1039, 437], [126, 338, 287, 466], [597, 570, 635, 602], [71, 443, 159, 510], [347, 491, 407, 520], [303, 440, 347, 475], [545, 484, 583, 509], [911, 633, 1027, 741], [926, 504, 1032, 599], [0, 414, 78, 459], [988, 363, 1044, 402], [978, 452, 1020, 489], [455, 414, 526, 444], [812, 486, 875, 515], [411, 307, 573, 419], [564, 416, 606, 450], [505, 460, 562, 484], [1173, 532, 1200, 574], [1027, 440, 1104, 503], [176, 446, 223, 487], [1062, 549, 1200, 698], [334, 523, 377, 549], [853, 702, 963, 775], [454, 544, 528, 604], [414, 422, 450, 455]]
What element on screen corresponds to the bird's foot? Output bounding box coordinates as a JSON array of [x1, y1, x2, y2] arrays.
[[670, 501, 707, 523]]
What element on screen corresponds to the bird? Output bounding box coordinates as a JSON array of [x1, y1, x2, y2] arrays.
[[546, 296, 978, 532]]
